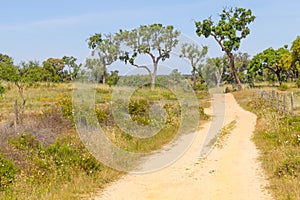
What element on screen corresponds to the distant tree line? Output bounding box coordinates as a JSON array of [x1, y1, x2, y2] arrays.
[[1, 6, 300, 93], [201, 35, 300, 88], [247, 36, 300, 86]]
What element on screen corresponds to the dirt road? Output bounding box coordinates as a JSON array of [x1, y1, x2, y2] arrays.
[[91, 94, 273, 200]]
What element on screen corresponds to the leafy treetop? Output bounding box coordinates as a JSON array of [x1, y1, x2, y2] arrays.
[[87, 33, 120, 84], [62, 56, 81, 81], [118, 24, 180, 64], [180, 43, 208, 89], [195, 7, 255, 53], [88, 33, 120, 66], [43, 58, 65, 82], [181, 43, 208, 71], [291, 36, 300, 70], [117, 23, 180, 87]]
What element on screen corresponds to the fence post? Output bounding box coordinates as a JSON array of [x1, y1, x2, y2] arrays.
[[291, 92, 294, 115]]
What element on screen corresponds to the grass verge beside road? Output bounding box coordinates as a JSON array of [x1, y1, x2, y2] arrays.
[[233, 90, 300, 200]]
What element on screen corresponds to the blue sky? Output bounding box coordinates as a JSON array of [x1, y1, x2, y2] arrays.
[[1, 0, 300, 72]]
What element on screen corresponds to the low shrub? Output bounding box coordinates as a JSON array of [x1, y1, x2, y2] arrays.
[[45, 140, 101, 175], [128, 99, 149, 116], [57, 96, 73, 122], [95, 106, 111, 124], [0, 83, 5, 96], [9, 133, 41, 150], [278, 83, 288, 91], [6, 132, 104, 187], [296, 78, 300, 88], [275, 155, 300, 178], [195, 82, 207, 91], [0, 154, 17, 191]]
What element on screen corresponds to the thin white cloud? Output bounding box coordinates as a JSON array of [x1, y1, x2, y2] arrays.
[[0, 1, 214, 32], [0, 5, 175, 31]]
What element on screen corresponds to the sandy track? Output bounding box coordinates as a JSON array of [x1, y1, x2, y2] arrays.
[[91, 94, 273, 200]]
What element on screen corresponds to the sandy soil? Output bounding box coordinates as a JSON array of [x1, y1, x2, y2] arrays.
[[91, 93, 273, 200]]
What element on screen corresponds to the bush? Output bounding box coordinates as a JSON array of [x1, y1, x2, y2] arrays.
[[45, 140, 101, 175], [106, 70, 120, 87], [278, 83, 288, 91], [0, 154, 17, 191], [8, 133, 103, 179], [128, 99, 149, 116], [96, 107, 109, 123], [79, 155, 102, 175], [199, 106, 209, 120], [195, 82, 207, 91], [296, 78, 300, 88], [9, 133, 41, 150], [128, 99, 151, 125], [0, 83, 5, 96], [56, 96, 74, 122], [275, 157, 300, 178], [45, 141, 79, 167], [224, 86, 231, 93]]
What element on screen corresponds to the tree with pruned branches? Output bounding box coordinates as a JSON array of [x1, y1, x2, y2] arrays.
[[180, 43, 208, 90], [195, 7, 255, 89], [87, 33, 120, 84], [117, 23, 180, 88]]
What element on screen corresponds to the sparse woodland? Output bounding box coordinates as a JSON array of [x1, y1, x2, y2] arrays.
[[0, 6, 299, 200]]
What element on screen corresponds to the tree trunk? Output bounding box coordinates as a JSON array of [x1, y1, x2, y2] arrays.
[[15, 82, 26, 114], [151, 62, 158, 89], [19, 87, 26, 113], [103, 65, 107, 85], [69, 68, 73, 81], [228, 53, 242, 90], [193, 68, 197, 90], [14, 100, 19, 127], [215, 72, 221, 87], [276, 72, 282, 86]]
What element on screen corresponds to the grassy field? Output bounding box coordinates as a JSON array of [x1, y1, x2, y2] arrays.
[[233, 89, 300, 200], [0, 82, 210, 199]]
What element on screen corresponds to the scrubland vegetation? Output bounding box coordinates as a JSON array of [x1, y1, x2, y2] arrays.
[[0, 82, 209, 199]]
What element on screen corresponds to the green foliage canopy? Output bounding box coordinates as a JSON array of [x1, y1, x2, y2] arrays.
[[203, 57, 227, 87], [106, 70, 120, 86], [291, 36, 300, 71], [248, 46, 291, 85], [87, 33, 120, 84], [180, 43, 208, 89], [117, 23, 180, 88], [43, 58, 65, 82], [195, 7, 255, 52], [62, 56, 82, 81], [85, 58, 103, 82], [195, 7, 255, 89]]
